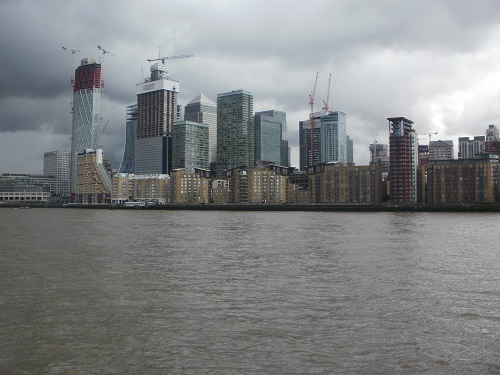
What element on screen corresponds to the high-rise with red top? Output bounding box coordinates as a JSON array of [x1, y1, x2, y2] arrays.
[[70, 58, 102, 195]]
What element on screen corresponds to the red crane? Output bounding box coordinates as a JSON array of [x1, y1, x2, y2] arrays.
[[309, 72, 319, 167]]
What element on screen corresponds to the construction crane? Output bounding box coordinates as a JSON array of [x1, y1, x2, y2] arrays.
[[98, 45, 117, 58], [98, 119, 109, 146], [423, 131, 438, 145], [367, 123, 379, 162], [309, 72, 319, 168], [62, 47, 80, 88], [147, 54, 195, 64], [322, 74, 332, 112]]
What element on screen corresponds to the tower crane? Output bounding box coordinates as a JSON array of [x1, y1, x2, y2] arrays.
[[147, 54, 195, 64], [309, 72, 319, 167], [98, 45, 117, 58], [97, 46, 116, 145], [322, 74, 332, 112], [423, 131, 438, 145], [62, 47, 80, 87], [367, 123, 379, 162], [98, 119, 109, 146]]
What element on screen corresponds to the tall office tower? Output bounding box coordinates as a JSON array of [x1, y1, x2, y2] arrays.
[[216, 90, 254, 177], [70, 58, 102, 195], [346, 135, 354, 164], [299, 111, 347, 171], [135, 63, 179, 174], [486, 124, 499, 141], [255, 110, 289, 166], [43, 150, 69, 196], [458, 136, 484, 159], [484, 124, 500, 157], [388, 117, 418, 204], [429, 140, 454, 160], [171, 120, 209, 173], [369, 143, 390, 181], [184, 94, 217, 163], [119, 104, 137, 174]]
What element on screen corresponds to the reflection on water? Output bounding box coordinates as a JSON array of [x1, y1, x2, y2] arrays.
[[1, 209, 499, 374]]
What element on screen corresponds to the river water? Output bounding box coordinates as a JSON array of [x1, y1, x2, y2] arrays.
[[0, 208, 499, 374]]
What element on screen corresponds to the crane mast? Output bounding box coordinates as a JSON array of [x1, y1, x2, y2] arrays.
[[309, 72, 319, 168], [322, 73, 332, 112]]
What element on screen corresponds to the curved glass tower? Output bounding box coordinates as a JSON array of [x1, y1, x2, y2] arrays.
[[70, 58, 101, 195], [119, 104, 137, 174]]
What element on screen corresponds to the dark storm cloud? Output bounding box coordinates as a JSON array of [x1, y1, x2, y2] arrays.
[[1, 0, 500, 172]]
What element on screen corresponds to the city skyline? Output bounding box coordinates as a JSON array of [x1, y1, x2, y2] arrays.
[[1, 1, 500, 174]]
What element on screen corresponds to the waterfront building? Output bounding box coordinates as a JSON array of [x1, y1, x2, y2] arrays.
[[458, 136, 484, 159], [135, 63, 179, 174], [211, 179, 230, 204], [111, 173, 169, 205], [70, 58, 102, 195], [426, 154, 500, 204], [225, 164, 289, 204], [75, 148, 112, 204], [254, 110, 289, 166], [216, 90, 254, 177], [171, 120, 209, 173], [119, 104, 137, 174], [184, 94, 217, 163], [43, 150, 69, 196], [0, 173, 54, 203], [429, 140, 454, 160], [308, 162, 382, 204], [388, 117, 418, 204], [299, 111, 347, 171], [169, 168, 211, 204]]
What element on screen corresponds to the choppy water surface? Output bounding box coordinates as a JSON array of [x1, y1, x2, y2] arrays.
[[0, 208, 499, 374]]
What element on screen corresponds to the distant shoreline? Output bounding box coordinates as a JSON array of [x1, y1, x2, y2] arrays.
[[2, 202, 500, 212]]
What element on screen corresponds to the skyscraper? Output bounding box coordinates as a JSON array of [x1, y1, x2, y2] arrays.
[[119, 104, 137, 174], [44, 150, 69, 196], [184, 94, 217, 163], [486, 124, 499, 141], [346, 136, 354, 164], [299, 111, 347, 171], [388, 116, 418, 204], [429, 140, 454, 160], [216, 90, 254, 176], [171, 120, 209, 173], [254, 110, 289, 166], [70, 58, 102, 195], [458, 136, 484, 159], [135, 63, 179, 174]]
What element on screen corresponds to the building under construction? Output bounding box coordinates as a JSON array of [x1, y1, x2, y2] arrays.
[[388, 117, 418, 204]]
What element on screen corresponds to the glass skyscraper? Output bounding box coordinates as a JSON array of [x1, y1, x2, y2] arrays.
[[254, 110, 289, 166], [299, 111, 347, 170], [119, 104, 137, 174], [184, 94, 217, 163], [216, 90, 254, 177], [70, 58, 101, 195], [171, 120, 209, 173]]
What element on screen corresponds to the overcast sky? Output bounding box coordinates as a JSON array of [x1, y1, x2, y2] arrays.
[[1, 0, 500, 174]]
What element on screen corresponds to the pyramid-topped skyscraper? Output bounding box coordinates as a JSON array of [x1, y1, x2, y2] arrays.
[[185, 93, 217, 163]]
